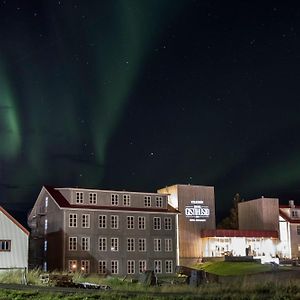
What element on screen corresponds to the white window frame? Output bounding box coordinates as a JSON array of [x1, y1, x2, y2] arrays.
[[111, 237, 119, 252], [164, 217, 172, 230], [76, 192, 84, 204], [165, 238, 172, 252], [127, 238, 135, 252], [144, 196, 151, 207], [81, 260, 90, 274], [81, 237, 90, 251], [165, 260, 173, 273], [154, 260, 162, 274], [68, 237, 77, 251], [138, 216, 146, 230], [154, 238, 161, 252], [69, 214, 77, 227], [138, 238, 146, 252], [156, 196, 163, 207], [111, 260, 119, 274], [153, 217, 161, 230], [127, 216, 134, 229], [98, 215, 107, 228], [123, 194, 131, 206], [89, 192, 97, 204], [82, 214, 90, 228], [98, 237, 107, 251], [111, 194, 119, 206], [127, 260, 135, 274], [68, 260, 77, 272], [98, 260, 107, 274], [110, 215, 119, 229], [139, 260, 147, 274]]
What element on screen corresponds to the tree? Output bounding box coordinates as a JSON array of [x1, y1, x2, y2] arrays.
[[217, 193, 244, 229]]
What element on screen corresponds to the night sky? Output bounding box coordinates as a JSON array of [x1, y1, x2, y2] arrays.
[[1, 0, 300, 225]]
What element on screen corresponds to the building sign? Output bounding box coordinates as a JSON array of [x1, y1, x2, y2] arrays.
[[185, 200, 210, 222]]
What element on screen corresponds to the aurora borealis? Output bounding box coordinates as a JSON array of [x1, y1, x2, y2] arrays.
[[1, 1, 300, 223]]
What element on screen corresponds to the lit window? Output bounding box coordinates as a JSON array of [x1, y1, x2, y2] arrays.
[[138, 216, 146, 230], [45, 197, 48, 208], [99, 237, 107, 251], [165, 260, 173, 273], [0, 240, 11, 252], [44, 240, 48, 252], [89, 193, 97, 204], [81, 237, 90, 251], [123, 194, 131, 206], [110, 215, 119, 229], [127, 216, 134, 229], [156, 197, 163, 207], [139, 260, 147, 273], [111, 260, 119, 274], [165, 239, 172, 252], [154, 239, 161, 252], [127, 260, 135, 274], [164, 217, 172, 230], [76, 192, 83, 204], [69, 214, 77, 227], [68, 260, 77, 272], [153, 217, 161, 230], [138, 238, 146, 252], [127, 238, 135, 251], [98, 260, 107, 274], [44, 219, 48, 232], [81, 260, 90, 274], [98, 215, 107, 228], [68, 237, 77, 251], [144, 196, 151, 207], [154, 260, 162, 273], [111, 238, 119, 252], [111, 194, 119, 206], [82, 214, 90, 228]]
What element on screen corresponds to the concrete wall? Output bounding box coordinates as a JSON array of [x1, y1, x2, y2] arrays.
[[238, 198, 279, 231]]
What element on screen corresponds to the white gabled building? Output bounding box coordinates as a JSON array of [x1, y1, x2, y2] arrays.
[[0, 206, 29, 270]]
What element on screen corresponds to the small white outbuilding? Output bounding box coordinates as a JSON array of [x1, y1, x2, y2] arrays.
[[0, 206, 29, 270]]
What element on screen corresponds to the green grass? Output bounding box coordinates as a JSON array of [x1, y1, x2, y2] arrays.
[[197, 261, 274, 276]]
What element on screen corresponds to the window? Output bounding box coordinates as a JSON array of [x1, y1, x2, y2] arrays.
[[298, 245, 300, 252], [154, 239, 161, 252], [89, 193, 97, 204], [111, 194, 119, 206], [81, 260, 90, 274], [81, 237, 90, 251], [164, 217, 172, 230], [139, 260, 147, 273], [44, 219, 48, 232], [165, 239, 172, 252], [138, 238, 146, 252], [153, 217, 161, 230], [0, 240, 11, 252], [110, 215, 119, 229], [127, 260, 135, 274], [127, 238, 135, 251], [98, 260, 107, 274], [69, 214, 77, 227], [111, 238, 119, 251], [111, 260, 119, 274], [68, 237, 77, 251], [138, 216, 146, 230], [68, 260, 77, 272], [297, 225, 300, 235], [292, 210, 298, 218], [82, 214, 90, 228], [99, 237, 107, 251], [44, 240, 48, 252], [165, 260, 173, 273], [127, 216, 134, 229], [76, 192, 83, 204], [156, 196, 163, 207], [123, 194, 131, 206], [144, 196, 151, 207], [45, 197, 48, 208], [98, 215, 107, 228], [154, 260, 162, 273]]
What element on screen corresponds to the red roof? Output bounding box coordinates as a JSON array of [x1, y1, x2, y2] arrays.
[[201, 229, 278, 238], [279, 209, 300, 224], [0, 206, 29, 236], [44, 186, 180, 214]]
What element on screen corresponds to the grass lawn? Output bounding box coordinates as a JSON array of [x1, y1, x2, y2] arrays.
[[198, 261, 274, 276]]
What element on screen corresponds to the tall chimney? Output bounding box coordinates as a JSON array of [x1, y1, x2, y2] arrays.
[[289, 200, 295, 208]]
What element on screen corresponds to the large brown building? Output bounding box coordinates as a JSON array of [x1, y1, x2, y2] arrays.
[[28, 186, 178, 276]]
